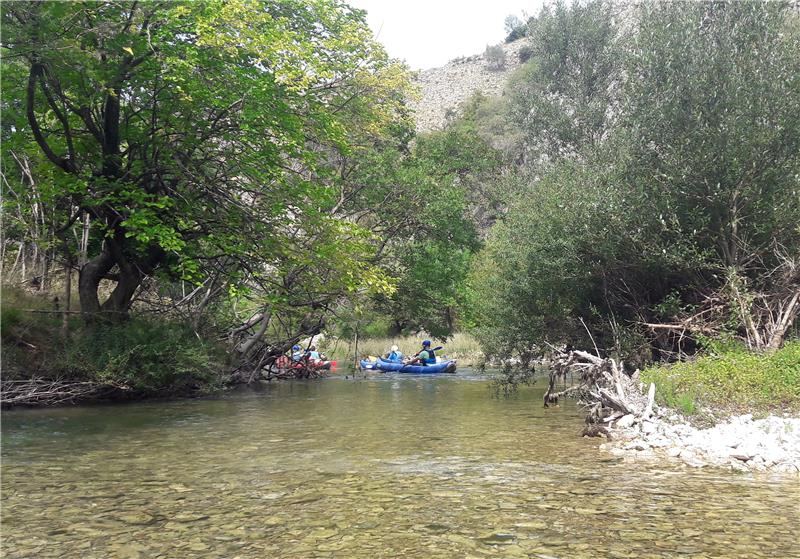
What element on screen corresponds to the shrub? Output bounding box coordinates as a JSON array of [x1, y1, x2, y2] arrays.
[[642, 341, 800, 414], [2, 287, 225, 397], [56, 320, 225, 394], [518, 45, 533, 63], [485, 44, 506, 71]]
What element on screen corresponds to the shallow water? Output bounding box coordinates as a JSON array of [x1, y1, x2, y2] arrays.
[[2, 371, 799, 558]]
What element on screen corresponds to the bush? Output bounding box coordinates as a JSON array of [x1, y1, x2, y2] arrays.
[[1, 288, 225, 397], [505, 26, 527, 43], [518, 45, 533, 63], [641, 341, 800, 414], [485, 44, 506, 70], [55, 320, 224, 394]]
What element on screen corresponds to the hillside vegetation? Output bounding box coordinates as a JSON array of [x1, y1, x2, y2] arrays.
[[433, 1, 800, 361]]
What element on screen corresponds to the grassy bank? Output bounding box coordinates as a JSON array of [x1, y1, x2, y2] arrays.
[[319, 332, 484, 367], [641, 341, 800, 416], [1, 288, 226, 406]]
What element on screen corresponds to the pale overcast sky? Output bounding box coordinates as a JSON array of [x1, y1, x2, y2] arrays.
[[347, 0, 543, 70]]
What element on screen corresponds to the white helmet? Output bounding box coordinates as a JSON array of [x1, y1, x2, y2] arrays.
[[391, 345, 399, 352]]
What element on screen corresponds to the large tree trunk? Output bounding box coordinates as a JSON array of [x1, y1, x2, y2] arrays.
[[236, 312, 272, 358], [78, 248, 115, 320], [78, 253, 145, 323], [100, 267, 143, 320]]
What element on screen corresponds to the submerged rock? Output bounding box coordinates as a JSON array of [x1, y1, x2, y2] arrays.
[[479, 532, 516, 545]]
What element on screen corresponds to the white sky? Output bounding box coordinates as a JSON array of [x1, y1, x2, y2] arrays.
[[346, 0, 543, 70]]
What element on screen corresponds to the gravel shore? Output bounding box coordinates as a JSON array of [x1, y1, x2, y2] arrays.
[[601, 409, 800, 474]]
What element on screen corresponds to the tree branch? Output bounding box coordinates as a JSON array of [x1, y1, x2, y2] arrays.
[[26, 63, 72, 173]]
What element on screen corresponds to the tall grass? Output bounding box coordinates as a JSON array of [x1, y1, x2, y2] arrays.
[[318, 332, 484, 366]]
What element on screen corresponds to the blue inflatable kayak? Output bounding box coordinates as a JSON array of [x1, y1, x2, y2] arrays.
[[360, 358, 403, 370], [375, 357, 457, 374]]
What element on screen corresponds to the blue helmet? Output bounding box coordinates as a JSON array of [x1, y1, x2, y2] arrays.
[[422, 340, 431, 347], [292, 345, 300, 351]]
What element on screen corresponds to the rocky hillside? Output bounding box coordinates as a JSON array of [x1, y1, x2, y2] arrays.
[[410, 40, 526, 133]]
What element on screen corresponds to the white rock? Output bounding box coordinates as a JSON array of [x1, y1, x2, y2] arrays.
[[616, 414, 636, 429], [641, 421, 656, 435], [609, 410, 800, 473]]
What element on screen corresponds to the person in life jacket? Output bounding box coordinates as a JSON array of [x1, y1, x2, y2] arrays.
[[387, 344, 403, 362], [291, 344, 304, 362], [407, 340, 435, 365], [306, 345, 322, 361]]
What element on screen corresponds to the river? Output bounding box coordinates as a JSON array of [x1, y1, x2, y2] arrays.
[[2, 372, 798, 558]]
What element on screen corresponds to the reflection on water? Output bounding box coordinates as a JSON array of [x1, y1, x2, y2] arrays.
[[2, 372, 799, 558]]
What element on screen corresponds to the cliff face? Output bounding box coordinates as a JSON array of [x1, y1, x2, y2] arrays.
[[410, 40, 526, 133]]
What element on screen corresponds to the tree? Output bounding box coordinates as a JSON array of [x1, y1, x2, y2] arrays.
[[507, 0, 619, 164], [468, 0, 800, 356], [2, 0, 407, 323], [504, 14, 528, 43], [623, 0, 800, 272], [504, 14, 523, 35], [619, 0, 800, 349]]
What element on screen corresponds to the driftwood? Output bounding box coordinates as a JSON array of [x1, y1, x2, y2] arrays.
[[543, 349, 656, 437], [1, 378, 131, 407], [640, 254, 800, 356]]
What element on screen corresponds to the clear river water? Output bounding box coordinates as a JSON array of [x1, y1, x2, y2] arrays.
[[2, 371, 799, 558]]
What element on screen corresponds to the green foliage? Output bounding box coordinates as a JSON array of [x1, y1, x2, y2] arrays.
[[1, 306, 23, 331], [467, 163, 603, 355], [642, 342, 800, 413], [1, 289, 223, 396], [466, 0, 800, 359], [484, 44, 507, 70], [3, 0, 412, 322], [507, 0, 618, 162], [59, 321, 223, 394], [337, 113, 497, 339], [623, 0, 800, 272]]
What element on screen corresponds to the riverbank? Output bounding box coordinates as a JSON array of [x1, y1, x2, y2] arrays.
[[1, 289, 226, 407], [600, 343, 800, 474]]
